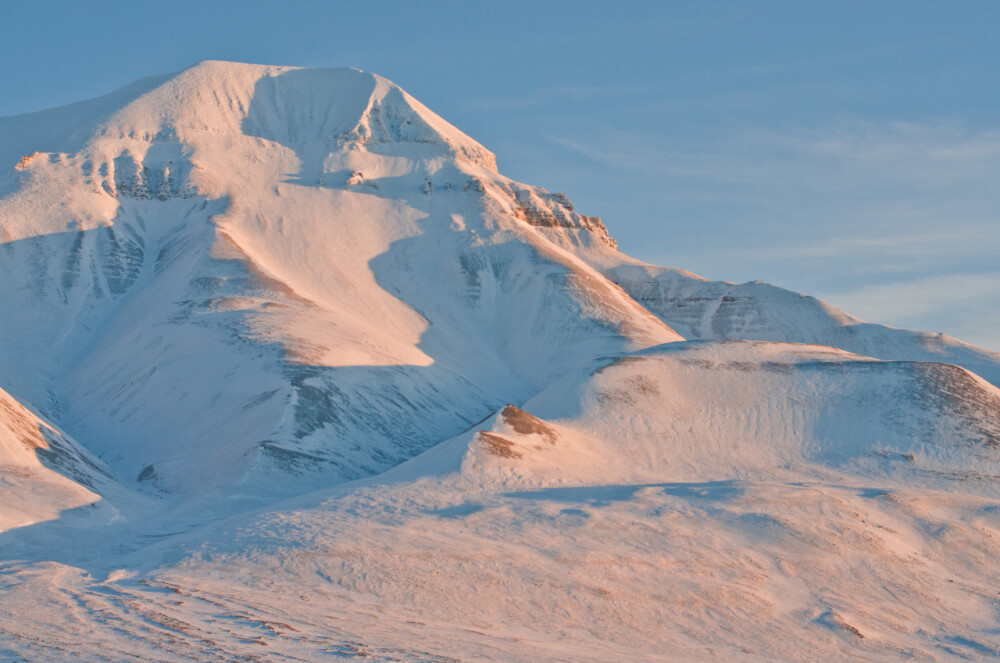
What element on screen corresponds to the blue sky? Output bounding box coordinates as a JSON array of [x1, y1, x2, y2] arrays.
[[2, 1, 998, 350]]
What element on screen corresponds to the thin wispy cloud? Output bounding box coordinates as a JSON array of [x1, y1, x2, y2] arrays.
[[459, 83, 649, 114], [824, 273, 1000, 320], [553, 121, 1000, 193], [819, 273, 1000, 351]]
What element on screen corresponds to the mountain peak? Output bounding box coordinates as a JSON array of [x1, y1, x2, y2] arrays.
[[0, 61, 504, 243], [90, 60, 497, 171], [0, 61, 678, 496]]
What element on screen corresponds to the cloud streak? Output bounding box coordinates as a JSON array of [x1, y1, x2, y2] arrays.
[[819, 273, 1000, 351], [459, 83, 650, 114]]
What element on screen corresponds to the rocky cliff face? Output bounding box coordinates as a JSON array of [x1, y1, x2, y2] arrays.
[[500, 183, 616, 248]]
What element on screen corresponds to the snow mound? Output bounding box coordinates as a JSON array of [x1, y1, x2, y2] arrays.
[[404, 341, 1000, 489]]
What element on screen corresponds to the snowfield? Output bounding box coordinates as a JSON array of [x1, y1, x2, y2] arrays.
[[1, 61, 1000, 661]]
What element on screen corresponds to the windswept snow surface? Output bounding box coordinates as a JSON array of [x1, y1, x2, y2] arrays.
[[2, 62, 1000, 661], [4, 342, 1000, 661]]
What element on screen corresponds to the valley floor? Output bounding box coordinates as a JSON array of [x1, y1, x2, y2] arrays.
[[3, 472, 1000, 662]]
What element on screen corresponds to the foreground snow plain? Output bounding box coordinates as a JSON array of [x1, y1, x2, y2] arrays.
[[1, 62, 1000, 661]]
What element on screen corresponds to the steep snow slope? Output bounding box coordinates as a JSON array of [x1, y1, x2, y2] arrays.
[[3, 341, 999, 661], [0, 387, 131, 532], [0, 61, 679, 499], [0, 73, 173, 194]]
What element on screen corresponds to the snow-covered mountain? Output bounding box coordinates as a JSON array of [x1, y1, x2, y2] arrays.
[[0, 61, 679, 502], [2, 61, 999, 661]]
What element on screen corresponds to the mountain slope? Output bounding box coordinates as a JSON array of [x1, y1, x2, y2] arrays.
[[0, 386, 129, 532], [4, 341, 999, 661], [387, 340, 1000, 489], [0, 61, 680, 500]]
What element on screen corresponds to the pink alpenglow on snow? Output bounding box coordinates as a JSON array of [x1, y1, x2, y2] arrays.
[[1, 62, 999, 661]]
